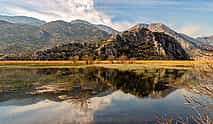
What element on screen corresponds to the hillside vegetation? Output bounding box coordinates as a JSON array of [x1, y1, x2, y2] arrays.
[[0, 20, 110, 56]]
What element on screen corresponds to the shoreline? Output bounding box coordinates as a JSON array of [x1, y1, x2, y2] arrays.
[[0, 60, 212, 66]]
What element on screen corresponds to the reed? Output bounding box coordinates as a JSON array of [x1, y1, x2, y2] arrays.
[[0, 60, 212, 66]]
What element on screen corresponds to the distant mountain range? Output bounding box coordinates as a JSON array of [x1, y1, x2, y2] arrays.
[[197, 35, 213, 51], [0, 15, 46, 26], [0, 15, 212, 60], [0, 17, 114, 55]]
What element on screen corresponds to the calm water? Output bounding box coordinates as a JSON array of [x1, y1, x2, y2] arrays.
[[0, 66, 212, 124]]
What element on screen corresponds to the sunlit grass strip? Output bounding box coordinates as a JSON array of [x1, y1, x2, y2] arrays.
[[0, 60, 212, 66]]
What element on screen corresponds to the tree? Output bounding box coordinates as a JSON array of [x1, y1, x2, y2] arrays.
[[130, 57, 137, 64], [107, 56, 115, 61], [82, 55, 93, 61], [69, 55, 80, 61], [119, 55, 128, 61]]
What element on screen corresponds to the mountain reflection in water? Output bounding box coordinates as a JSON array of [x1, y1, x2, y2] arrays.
[[0, 66, 212, 124]]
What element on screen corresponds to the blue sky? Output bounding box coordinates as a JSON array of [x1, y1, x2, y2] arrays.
[[0, 0, 213, 37]]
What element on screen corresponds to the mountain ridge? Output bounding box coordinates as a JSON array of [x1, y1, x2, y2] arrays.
[[0, 15, 46, 26], [97, 27, 190, 60], [27, 27, 190, 60], [0, 19, 113, 55], [130, 23, 199, 51], [70, 19, 119, 34], [197, 35, 213, 51], [0, 16, 212, 60]]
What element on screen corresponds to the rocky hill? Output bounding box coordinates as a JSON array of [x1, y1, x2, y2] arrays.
[[98, 27, 189, 60], [130, 23, 213, 60], [28, 27, 190, 60], [130, 23, 198, 53]]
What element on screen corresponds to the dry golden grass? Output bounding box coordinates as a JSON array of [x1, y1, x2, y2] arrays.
[[0, 60, 212, 66]]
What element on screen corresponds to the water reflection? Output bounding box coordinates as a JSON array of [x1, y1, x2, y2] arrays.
[[0, 66, 212, 124], [0, 67, 187, 102]]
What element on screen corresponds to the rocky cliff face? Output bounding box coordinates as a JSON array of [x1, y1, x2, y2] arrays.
[[18, 27, 190, 60], [130, 23, 198, 53], [130, 23, 213, 60], [98, 27, 190, 60]]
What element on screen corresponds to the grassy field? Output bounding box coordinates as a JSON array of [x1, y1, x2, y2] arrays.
[[0, 60, 212, 66]]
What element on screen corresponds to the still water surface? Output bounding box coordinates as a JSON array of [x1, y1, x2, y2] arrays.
[[0, 66, 212, 124]]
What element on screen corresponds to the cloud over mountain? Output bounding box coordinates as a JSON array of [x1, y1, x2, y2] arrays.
[[1, 0, 213, 36], [178, 25, 202, 37], [2, 0, 132, 31]]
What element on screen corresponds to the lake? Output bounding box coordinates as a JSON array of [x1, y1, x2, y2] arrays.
[[0, 65, 212, 124]]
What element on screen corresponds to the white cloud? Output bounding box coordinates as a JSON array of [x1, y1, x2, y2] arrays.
[[3, 0, 132, 31], [208, 2, 213, 9], [178, 25, 202, 37], [2, 91, 132, 124]]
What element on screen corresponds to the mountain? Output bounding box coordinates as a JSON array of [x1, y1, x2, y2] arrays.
[[70, 19, 119, 34], [197, 35, 213, 51], [0, 18, 211, 60], [130, 23, 198, 53], [197, 35, 213, 45], [28, 26, 190, 60], [41, 20, 110, 45], [130, 23, 213, 59], [0, 20, 111, 55], [0, 15, 46, 26], [96, 25, 119, 34], [0, 21, 46, 54], [98, 27, 190, 60], [70, 19, 92, 25]]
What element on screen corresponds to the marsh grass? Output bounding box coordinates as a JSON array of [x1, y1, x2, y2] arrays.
[[0, 60, 212, 66], [157, 62, 213, 124], [157, 91, 213, 123], [156, 114, 212, 124], [189, 62, 213, 97]]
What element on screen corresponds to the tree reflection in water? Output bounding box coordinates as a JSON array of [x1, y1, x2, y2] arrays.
[[0, 66, 212, 124], [0, 67, 187, 103]]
